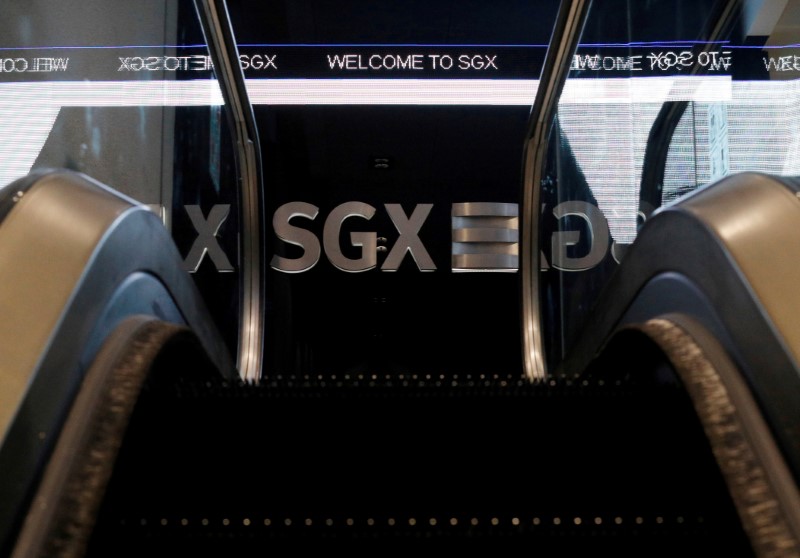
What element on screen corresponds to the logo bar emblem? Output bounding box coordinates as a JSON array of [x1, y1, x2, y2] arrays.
[[451, 202, 518, 272]]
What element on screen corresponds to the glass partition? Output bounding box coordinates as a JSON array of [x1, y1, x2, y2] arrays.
[[227, 0, 561, 377], [0, 1, 241, 356], [540, 0, 800, 370], [1, 1, 569, 379]]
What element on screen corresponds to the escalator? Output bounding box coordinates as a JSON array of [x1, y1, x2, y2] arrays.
[[2, 0, 800, 556], [20, 324, 766, 556], [3, 169, 798, 556]]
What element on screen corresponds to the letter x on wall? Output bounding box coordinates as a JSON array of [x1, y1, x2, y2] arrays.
[[183, 204, 234, 272]]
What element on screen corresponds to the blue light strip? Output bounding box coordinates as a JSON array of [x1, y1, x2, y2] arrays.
[[0, 44, 209, 51], [7, 39, 789, 52]]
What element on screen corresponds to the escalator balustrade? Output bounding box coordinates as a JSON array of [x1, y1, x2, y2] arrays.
[[2, 169, 800, 555], [21, 326, 757, 555]]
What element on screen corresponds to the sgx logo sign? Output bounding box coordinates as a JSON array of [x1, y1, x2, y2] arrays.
[[269, 201, 519, 273], [270, 202, 437, 273], [182, 200, 618, 274]]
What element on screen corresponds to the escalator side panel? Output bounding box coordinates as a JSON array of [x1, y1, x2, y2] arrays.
[[677, 173, 800, 368]]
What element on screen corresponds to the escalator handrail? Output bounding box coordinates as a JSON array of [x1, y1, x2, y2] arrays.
[[562, 171, 800, 481], [632, 316, 800, 557], [0, 169, 232, 554]]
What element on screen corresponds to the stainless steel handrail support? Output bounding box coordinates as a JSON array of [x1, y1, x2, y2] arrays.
[[193, 0, 266, 381], [521, 0, 592, 381]]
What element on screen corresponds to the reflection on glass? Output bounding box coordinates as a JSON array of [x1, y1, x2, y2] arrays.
[[0, 1, 241, 356], [541, 0, 800, 370], [1, 0, 568, 380]]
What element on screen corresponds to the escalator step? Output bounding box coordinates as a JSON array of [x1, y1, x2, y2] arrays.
[[84, 376, 754, 555]]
